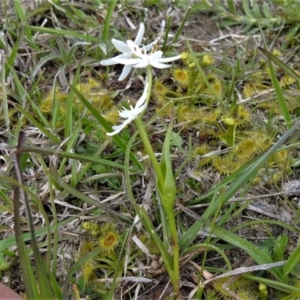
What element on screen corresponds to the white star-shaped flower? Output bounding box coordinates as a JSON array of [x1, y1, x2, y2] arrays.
[[107, 83, 149, 136], [113, 40, 181, 69], [100, 23, 153, 81]]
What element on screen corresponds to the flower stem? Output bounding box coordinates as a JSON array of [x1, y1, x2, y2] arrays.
[[136, 116, 180, 297], [145, 66, 153, 106], [167, 209, 180, 298], [134, 116, 164, 185], [134, 66, 163, 184], [135, 66, 180, 298]]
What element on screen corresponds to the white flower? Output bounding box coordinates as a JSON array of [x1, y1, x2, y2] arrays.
[[114, 40, 181, 69], [107, 83, 149, 136], [100, 23, 153, 81]]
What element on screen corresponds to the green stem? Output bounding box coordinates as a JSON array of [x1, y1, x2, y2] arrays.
[[134, 116, 164, 185], [135, 65, 180, 298], [102, 0, 118, 42], [146, 66, 153, 106], [167, 209, 180, 298], [134, 66, 163, 185], [139, 65, 153, 120]]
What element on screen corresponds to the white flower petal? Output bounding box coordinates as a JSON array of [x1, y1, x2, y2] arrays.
[[151, 62, 172, 69], [106, 119, 131, 136], [126, 40, 145, 57], [144, 43, 154, 52], [106, 84, 148, 136], [134, 101, 147, 116], [151, 50, 163, 59], [100, 57, 119, 66], [100, 53, 131, 66], [113, 57, 141, 65], [112, 39, 130, 54], [101, 21, 180, 80], [124, 41, 181, 69], [134, 23, 145, 45], [107, 112, 135, 136], [136, 82, 149, 107], [133, 60, 149, 68], [118, 64, 133, 81], [157, 55, 181, 63], [119, 107, 135, 119]]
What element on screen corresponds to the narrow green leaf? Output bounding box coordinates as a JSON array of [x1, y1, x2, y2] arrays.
[[259, 47, 300, 82], [12, 139, 46, 299], [13, 133, 55, 299], [25, 25, 98, 42], [227, 0, 237, 14], [124, 128, 173, 282], [139, 208, 173, 272], [273, 235, 288, 262], [244, 274, 300, 294], [206, 224, 282, 279], [171, 8, 191, 46], [251, 0, 262, 19], [0, 217, 74, 253], [30, 52, 63, 81], [5, 30, 22, 81], [64, 65, 82, 138], [18, 145, 124, 169], [262, 2, 272, 19], [242, 0, 256, 20], [259, 47, 292, 127], [50, 164, 131, 224], [13, 0, 26, 22], [159, 121, 176, 210], [102, 0, 118, 42], [283, 244, 300, 279], [16, 105, 62, 143]]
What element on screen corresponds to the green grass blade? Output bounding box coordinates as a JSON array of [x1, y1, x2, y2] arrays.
[[18, 146, 125, 169], [259, 46, 300, 82], [50, 163, 131, 224], [16, 105, 62, 143], [1, 55, 9, 130], [244, 274, 300, 294], [232, 219, 300, 236], [12, 179, 39, 299], [242, 0, 256, 20], [58, 118, 82, 178], [5, 26, 22, 76], [30, 52, 63, 81], [283, 244, 300, 279], [171, 8, 191, 46], [13, 133, 54, 298], [252, 0, 262, 19], [206, 224, 282, 279], [139, 207, 174, 271], [0, 217, 75, 253], [76, 139, 111, 182], [64, 66, 81, 138], [227, 0, 237, 14], [259, 48, 292, 127], [24, 25, 98, 42], [102, 0, 118, 42]]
